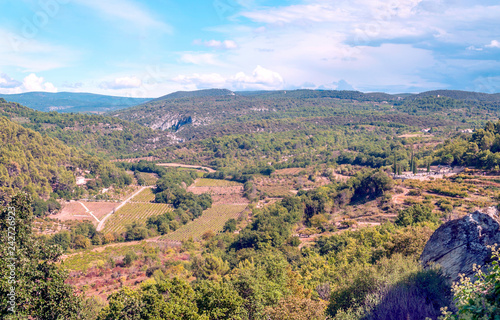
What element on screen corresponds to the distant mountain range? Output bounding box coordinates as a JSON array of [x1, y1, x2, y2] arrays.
[[0, 92, 151, 113], [1, 89, 499, 115]]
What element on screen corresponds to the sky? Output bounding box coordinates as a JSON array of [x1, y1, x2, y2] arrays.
[[0, 0, 499, 97]]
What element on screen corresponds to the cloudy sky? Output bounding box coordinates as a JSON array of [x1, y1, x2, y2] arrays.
[[0, 0, 499, 97]]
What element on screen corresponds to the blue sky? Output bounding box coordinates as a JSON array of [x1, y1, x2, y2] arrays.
[[0, 0, 499, 97]]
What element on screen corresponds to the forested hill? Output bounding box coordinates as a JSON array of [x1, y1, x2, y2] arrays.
[[150, 88, 235, 103], [0, 92, 151, 113], [409, 90, 500, 102], [0, 116, 131, 205], [110, 89, 499, 141], [0, 100, 172, 158]]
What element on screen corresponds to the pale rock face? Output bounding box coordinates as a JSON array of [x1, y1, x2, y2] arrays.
[[420, 207, 500, 282]]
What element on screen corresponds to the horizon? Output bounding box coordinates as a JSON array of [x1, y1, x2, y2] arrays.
[[0, 1, 499, 97], [2, 87, 500, 101]]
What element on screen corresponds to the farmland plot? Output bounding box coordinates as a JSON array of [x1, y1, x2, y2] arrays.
[[103, 202, 173, 234], [163, 204, 247, 241], [131, 187, 155, 203]]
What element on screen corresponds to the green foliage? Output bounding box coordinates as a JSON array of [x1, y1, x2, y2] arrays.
[[0, 194, 83, 319], [223, 218, 237, 233], [233, 202, 302, 250], [0, 101, 167, 158], [194, 280, 244, 319], [125, 221, 150, 241], [327, 255, 451, 319], [441, 248, 500, 320], [124, 251, 138, 266], [0, 116, 131, 204], [395, 204, 439, 227], [98, 278, 204, 320]]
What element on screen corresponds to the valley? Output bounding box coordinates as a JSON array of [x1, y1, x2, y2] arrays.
[[2, 89, 500, 319]]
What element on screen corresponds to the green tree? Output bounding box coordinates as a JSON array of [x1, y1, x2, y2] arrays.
[[194, 280, 244, 320], [0, 194, 83, 319], [395, 204, 439, 227]]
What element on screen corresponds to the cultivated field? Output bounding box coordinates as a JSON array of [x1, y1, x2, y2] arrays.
[[187, 180, 248, 205], [136, 172, 159, 186], [194, 178, 241, 187], [102, 202, 173, 234], [163, 204, 247, 241], [131, 187, 155, 202]]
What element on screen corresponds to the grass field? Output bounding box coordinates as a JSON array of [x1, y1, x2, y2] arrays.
[[131, 188, 155, 202], [163, 204, 247, 241], [103, 202, 173, 234], [193, 178, 242, 187]]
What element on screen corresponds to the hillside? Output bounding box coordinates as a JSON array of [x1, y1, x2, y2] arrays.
[[410, 90, 500, 102], [150, 88, 235, 102], [110, 89, 497, 145], [0, 92, 150, 113], [0, 116, 132, 206], [0, 100, 172, 158]]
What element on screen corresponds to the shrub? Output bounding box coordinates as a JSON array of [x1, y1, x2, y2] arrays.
[[124, 252, 138, 266]]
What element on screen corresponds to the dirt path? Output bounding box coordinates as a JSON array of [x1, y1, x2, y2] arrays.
[[96, 186, 149, 231], [157, 163, 216, 173], [392, 188, 410, 205], [77, 201, 100, 223]]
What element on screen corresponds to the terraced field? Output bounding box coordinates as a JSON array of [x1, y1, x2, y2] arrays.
[[102, 202, 173, 234], [131, 187, 155, 202], [163, 204, 247, 241]]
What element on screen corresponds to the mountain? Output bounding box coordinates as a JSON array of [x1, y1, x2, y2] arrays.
[[0, 92, 151, 113], [235, 89, 399, 101], [110, 88, 476, 140], [149, 88, 235, 103], [0, 100, 173, 158]]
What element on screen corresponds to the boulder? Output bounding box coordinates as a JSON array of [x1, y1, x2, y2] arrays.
[[420, 207, 500, 282]]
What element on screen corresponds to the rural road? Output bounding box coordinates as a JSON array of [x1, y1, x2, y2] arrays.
[[96, 186, 150, 231]]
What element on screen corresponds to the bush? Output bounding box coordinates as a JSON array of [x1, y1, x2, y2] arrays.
[[124, 252, 138, 266], [395, 204, 439, 227]]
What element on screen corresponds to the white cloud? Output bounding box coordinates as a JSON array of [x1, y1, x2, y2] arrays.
[[73, 0, 172, 33], [0, 74, 21, 88], [173, 65, 284, 91], [485, 40, 500, 48], [173, 73, 227, 88], [241, 4, 348, 24], [100, 77, 142, 90], [466, 46, 483, 51], [180, 53, 221, 66], [22, 73, 57, 92], [232, 65, 284, 89], [0, 73, 57, 94], [194, 39, 238, 50]]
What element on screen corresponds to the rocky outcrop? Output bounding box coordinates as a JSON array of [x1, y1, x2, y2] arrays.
[[420, 207, 500, 282]]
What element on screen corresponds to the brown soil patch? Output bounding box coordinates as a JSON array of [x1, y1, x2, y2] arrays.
[[52, 201, 119, 225], [187, 185, 248, 205]]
